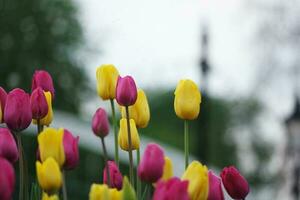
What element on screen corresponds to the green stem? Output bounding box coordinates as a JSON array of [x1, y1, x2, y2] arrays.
[[125, 106, 134, 187], [136, 148, 141, 199], [184, 120, 189, 169], [141, 184, 149, 200], [62, 170, 68, 200], [110, 99, 119, 166], [37, 119, 43, 134], [101, 137, 111, 187], [16, 133, 25, 200]]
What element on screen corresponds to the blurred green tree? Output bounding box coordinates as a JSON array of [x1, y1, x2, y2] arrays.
[[0, 0, 89, 113]]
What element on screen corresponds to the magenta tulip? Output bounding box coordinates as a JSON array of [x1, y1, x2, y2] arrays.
[[138, 143, 165, 183], [4, 88, 32, 132], [0, 87, 7, 123], [0, 157, 15, 200], [116, 76, 137, 106], [103, 161, 123, 190], [220, 166, 250, 200], [208, 170, 224, 200], [0, 128, 18, 163], [31, 70, 55, 99], [30, 87, 48, 120], [92, 108, 109, 138], [63, 129, 79, 170], [153, 177, 189, 200]]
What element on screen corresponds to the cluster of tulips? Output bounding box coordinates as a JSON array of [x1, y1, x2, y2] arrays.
[[0, 65, 250, 200]]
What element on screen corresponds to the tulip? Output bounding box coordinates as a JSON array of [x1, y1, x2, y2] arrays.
[[208, 171, 224, 200], [182, 161, 209, 200], [33, 91, 53, 126], [174, 79, 201, 120], [36, 157, 62, 192], [30, 87, 48, 120], [109, 188, 122, 200], [89, 184, 109, 200], [92, 108, 109, 138], [118, 118, 140, 151], [96, 64, 119, 100], [0, 87, 7, 123], [121, 89, 150, 128], [4, 88, 32, 131], [103, 161, 123, 190], [32, 70, 55, 99], [42, 193, 59, 200], [116, 76, 137, 106], [38, 128, 65, 167], [63, 129, 79, 170], [0, 128, 18, 163], [122, 177, 137, 200], [0, 157, 15, 200], [161, 156, 173, 181], [138, 143, 165, 183], [153, 177, 189, 200], [220, 166, 250, 200]]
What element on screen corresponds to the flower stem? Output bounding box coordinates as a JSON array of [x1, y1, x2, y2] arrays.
[[125, 106, 134, 187], [184, 120, 189, 169], [37, 119, 43, 134], [136, 148, 141, 199], [110, 99, 119, 166], [141, 184, 149, 200], [62, 170, 68, 200], [16, 133, 25, 200], [101, 137, 111, 187]]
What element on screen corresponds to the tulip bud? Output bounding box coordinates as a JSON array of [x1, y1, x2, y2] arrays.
[[38, 128, 65, 167], [89, 184, 109, 200], [208, 171, 224, 200], [182, 161, 209, 200], [174, 79, 201, 120], [36, 157, 62, 192], [0, 87, 7, 123], [122, 177, 137, 200], [96, 64, 119, 100], [42, 193, 59, 200], [4, 88, 32, 131], [92, 108, 110, 138], [138, 143, 165, 183], [116, 76, 137, 106], [153, 177, 189, 200], [220, 166, 250, 200], [118, 118, 140, 151], [0, 128, 18, 163], [121, 89, 150, 128], [161, 156, 173, 181], [33, 91, 53, 126], [0, 157, 15, 200], [32, 70, 55, 99], [103, 161, 123, 190], [63, 129, 79, 170], [30, 87, 48, 120]]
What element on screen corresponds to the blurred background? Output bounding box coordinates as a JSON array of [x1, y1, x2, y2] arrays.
[[0, 0, 299, 199]]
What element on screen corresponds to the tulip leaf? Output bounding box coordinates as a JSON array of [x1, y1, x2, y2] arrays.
[[122, 177, 137, 200]]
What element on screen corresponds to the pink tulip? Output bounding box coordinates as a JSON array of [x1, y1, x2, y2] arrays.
[[31, 70, 55, 99], [138, 143, 165, 183], [92, 108, 109, 138], [208, 170, 224, 200], [4, 88, 32, 132], [0, 87, 7, 123], [0, 157, 15, 200], [220, 166, 250, 200], [116, 76, 137, 106], [63, 129, 79, 170], [30, 87, 48, 120], [153, 177, 189, 200], [0, 128, 18, 163], [103, 161, 123, 190]]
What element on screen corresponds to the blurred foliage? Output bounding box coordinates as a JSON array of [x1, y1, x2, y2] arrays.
[[0, 0, 89, 113]]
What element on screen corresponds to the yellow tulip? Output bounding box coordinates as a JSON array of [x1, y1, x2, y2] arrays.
[[89, 184, 109, 200], [161, 156, 173, 181], [42, 193, 59, 200], [109, 188, 123, 200], [174, 79, 201, 120], [36, 157, 62, 192], [121, 89, 150, 128], [118, 118, 140, 151], [38, 128, 65, 167], [96, 64, 119, 100], [33, 91, 53, 126], [181, 161, 208, 200]]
